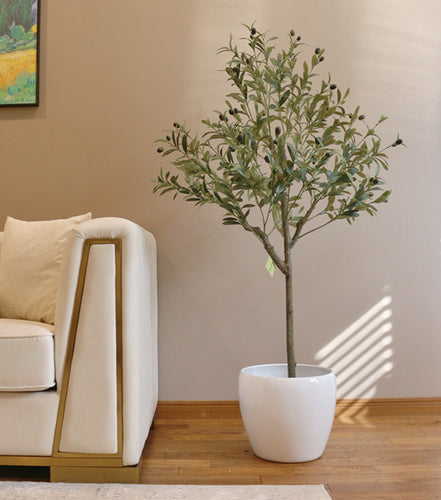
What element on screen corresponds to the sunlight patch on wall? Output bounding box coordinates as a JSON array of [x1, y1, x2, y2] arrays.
[[315, 294, 393, 422]]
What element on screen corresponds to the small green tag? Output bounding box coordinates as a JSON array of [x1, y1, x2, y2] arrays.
[[265, 256, 275, 277]]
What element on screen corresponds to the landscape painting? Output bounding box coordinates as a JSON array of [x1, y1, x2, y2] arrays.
[[0, 0, 39, 106]]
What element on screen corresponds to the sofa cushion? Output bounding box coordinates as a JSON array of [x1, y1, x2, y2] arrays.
[[0, 213, 91, 324], [0, 319, 55, 391]]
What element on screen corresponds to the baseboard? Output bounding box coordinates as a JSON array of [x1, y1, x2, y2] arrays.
[[155, 398, 441, 419], [155, 401, 241, 419]]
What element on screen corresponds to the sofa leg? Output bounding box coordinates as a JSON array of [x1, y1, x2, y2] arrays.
[[50, 465, 139, 483]]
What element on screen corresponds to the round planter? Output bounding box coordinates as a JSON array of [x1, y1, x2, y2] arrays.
[[238, 363, 336, 462]]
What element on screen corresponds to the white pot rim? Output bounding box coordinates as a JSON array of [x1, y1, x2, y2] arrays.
[[240, 363, 333, 380]]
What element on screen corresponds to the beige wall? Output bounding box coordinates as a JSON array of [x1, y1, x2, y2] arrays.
[[1, 0, 440, 400]]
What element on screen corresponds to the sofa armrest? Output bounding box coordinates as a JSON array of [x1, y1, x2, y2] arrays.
[[53, 218, 158, 466]]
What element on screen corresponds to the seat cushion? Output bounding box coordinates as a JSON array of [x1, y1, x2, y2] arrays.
[[0, 319, 55, 391]]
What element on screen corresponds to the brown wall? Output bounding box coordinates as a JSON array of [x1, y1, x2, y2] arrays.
[[1, 0, 440, 399]]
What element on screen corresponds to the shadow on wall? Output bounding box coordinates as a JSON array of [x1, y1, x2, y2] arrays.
[[315, 294, 393, 421]]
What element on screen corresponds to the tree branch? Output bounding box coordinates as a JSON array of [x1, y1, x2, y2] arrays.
[[250, 225, 287, 275], [289, 197, 320, 249], [297, 218, 334, 240]]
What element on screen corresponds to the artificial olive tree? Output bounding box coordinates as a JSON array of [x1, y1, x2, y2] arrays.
[[153, 24, 403, 377]]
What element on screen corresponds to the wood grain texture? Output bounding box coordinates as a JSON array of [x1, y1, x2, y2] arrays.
[[141, 399, 441, 500]]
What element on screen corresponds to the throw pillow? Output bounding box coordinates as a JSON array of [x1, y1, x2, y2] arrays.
[[0, 213, 92, 324]]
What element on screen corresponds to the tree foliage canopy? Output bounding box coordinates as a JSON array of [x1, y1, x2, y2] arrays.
[[154, 24, 402, 274]]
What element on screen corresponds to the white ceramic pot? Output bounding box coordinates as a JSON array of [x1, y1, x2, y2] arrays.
[[238, 363, 336, 462]]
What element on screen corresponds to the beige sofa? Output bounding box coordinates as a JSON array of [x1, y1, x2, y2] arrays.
[[0, 216, 158, 482]]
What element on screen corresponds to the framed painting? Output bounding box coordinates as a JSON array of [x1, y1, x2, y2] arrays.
[[0, 0, 40, 106]]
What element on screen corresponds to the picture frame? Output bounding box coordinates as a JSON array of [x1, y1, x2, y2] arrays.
[[0, 0, 40, 107]]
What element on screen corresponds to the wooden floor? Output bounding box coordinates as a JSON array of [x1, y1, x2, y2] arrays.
[[0, 399, 440, 499], [140, 400, 441, 500]]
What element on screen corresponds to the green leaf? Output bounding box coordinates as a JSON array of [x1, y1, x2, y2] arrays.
[[287, 143, 297, 162], [222, 217, 241, 225], [373, 190, 391, 203], [278, 90, 290, 107], [325, 196, 335, 212], [303, 61, 308, 79]]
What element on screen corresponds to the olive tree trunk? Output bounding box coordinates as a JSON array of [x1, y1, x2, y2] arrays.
[[281, 192, 296, 377], [285, 264, 296, 377]]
